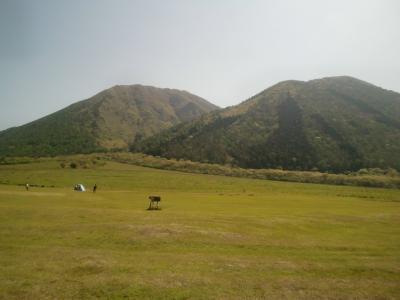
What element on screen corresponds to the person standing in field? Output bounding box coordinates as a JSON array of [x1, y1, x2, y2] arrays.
[[25, 183, 29, 191], [93, 184, 97, 193]]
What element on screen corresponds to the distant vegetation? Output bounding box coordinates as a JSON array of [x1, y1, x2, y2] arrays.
[[2, 152, 391, 189], [103, 152, 400, 189], [2, 76, 400, 174], [0, 85, 218, 157], [1, 152, 399, 189], [136, 76, 400, 173]]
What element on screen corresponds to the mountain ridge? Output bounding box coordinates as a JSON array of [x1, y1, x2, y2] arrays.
[[0, 84, 219, 156], [136, 76, 400, 172]]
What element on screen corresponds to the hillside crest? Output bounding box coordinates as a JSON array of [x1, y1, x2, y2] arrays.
[[0, 85, 219, 156], [137, 76, 400, 172]]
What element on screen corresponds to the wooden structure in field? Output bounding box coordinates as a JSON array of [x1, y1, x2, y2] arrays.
[[148, 195, 161, 210]]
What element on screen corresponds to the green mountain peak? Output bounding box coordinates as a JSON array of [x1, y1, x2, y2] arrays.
[[0, 85, 219, 156], [137, 76, 400, 172]]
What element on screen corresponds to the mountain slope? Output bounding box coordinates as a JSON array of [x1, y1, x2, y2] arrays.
[[137, 76, 400, 172], [0, 85, 219, 156]]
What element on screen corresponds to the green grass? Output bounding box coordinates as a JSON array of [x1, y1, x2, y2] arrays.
[[0, 159, 400, 299]]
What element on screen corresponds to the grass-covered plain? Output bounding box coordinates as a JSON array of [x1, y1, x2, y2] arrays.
[[0, 159, 399, 299]]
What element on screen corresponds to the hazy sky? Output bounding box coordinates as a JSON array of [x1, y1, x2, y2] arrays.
[[0, 0, 399, 130]]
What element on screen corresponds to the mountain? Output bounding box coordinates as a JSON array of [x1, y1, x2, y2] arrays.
[[136, 76, 400, 172], [0, 85, 219, 156]]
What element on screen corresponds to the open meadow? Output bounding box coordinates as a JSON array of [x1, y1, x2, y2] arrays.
[[0, 159, 399, 299]]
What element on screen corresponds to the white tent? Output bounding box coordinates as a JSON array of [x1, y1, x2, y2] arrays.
[[74, 184, 86, 192]]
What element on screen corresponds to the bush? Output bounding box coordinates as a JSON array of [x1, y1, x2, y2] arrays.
[[93, 152, 400, 189]]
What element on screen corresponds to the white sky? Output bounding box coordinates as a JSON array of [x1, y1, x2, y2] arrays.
[[0, 0, 399, 130]]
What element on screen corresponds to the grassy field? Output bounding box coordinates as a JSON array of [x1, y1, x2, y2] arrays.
[[0, 159, 399, 299]]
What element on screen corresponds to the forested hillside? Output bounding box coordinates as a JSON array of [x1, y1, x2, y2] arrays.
[[137, 77, 400, 172], [0, 85, 218, 156]]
